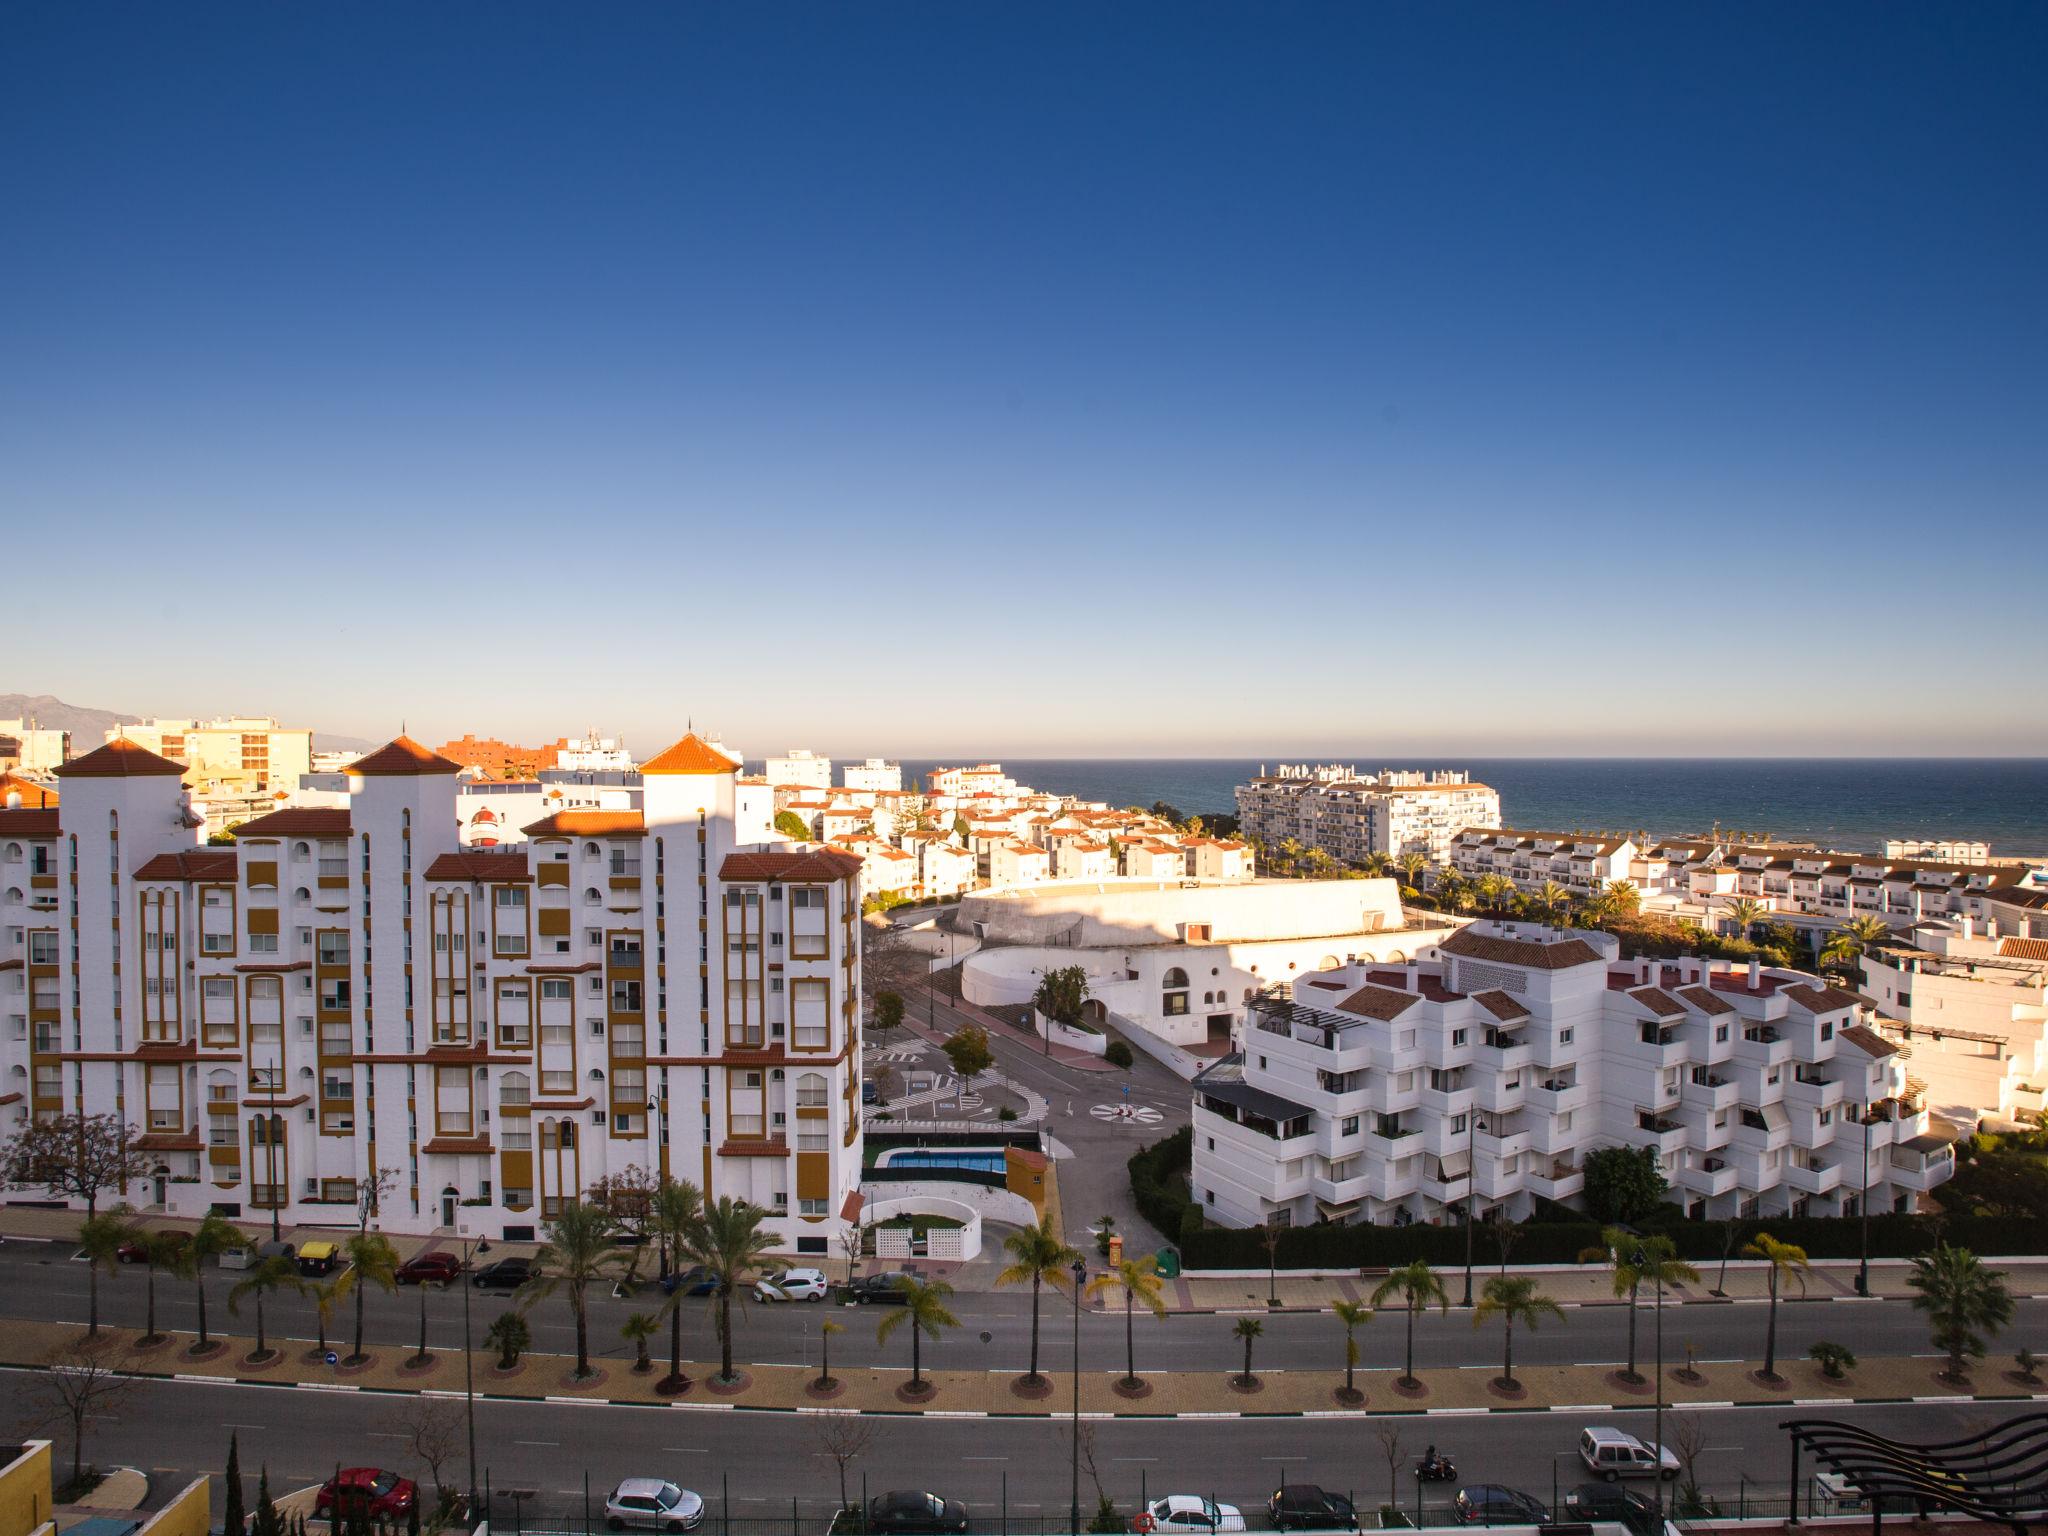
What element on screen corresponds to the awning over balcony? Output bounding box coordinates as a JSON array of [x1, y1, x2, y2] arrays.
[[1199, 1076, 1312, 1125]]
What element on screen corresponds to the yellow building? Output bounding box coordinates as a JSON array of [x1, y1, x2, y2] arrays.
[[107, 718, 313, 797]]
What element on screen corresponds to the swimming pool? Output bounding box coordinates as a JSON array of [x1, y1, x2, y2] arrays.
[[874, 1147, 1008, 1175]]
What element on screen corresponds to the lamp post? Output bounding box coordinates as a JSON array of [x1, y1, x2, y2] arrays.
[[266, 1050, 282, 1242], [1855, 1105, 1873, 1297], [459, 1230, 491, 1521], [1460, 1111, 1484, 1308], [1648, 1246, 1666, 1528], [1070, 1256, 1087, 1536]]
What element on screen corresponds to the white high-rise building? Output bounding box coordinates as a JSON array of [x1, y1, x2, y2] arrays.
[[765, 750, 833, 791], [1236, 766, 1500, 869], [840, 759, 903, 793]]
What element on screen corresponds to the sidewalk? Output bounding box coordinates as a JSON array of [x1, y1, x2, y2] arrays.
[[0, 1206, 542, 1261], [905, 986, 1118, 1074]]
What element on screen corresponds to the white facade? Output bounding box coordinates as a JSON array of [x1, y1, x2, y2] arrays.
[[0, 721, 71, 775], [840, 759, 903, 793], [1449, 829, 1638, 898], [1237, 766, 1501, 868], [554, 734, 636, 773], [1190, 919, 1951, 1230], [765, 750, 834, 791]]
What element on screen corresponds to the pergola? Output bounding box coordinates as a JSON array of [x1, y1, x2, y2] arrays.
[[1782, 1413, 2048, 1535]]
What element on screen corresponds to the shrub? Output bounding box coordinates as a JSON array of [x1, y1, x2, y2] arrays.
[[998, 1107, 1019, 1123], [1104, 1040, 1135, 1069], [1809, 1341, 1856, 1379], [1128, 1127, 1196, 1241]]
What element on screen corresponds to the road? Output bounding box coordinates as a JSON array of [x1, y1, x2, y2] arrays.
[[5, 1237, 2038, 1378]]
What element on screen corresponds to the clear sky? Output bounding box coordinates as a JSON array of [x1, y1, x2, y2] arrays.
[[5, 5, 2043, 758]]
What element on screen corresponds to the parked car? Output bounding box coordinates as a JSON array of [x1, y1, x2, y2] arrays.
[[219, 1239, 295, 1272], [472, 1257, 533, 1291], [1143, 1496, 1246, 1534], [861, 1081, 881, 1105], [396, 1251, 465, 1287], [1578, 1427, 1680, 1481], [604, 1479, 704, 1533], [865, 1491, 969, 1534], [296, 1239, 341, 1276], [116, 1230, 189, 1265], [754, 1267, 829, 1303], [316, 1469, 418, 1521], [1563, 1484, 1658, 1525], [1268, 1486, 1358, 1531], [849, 1271, 914, 1303], [658, 1265, 722, 1297], [1452, 1486, 1551, 1526]]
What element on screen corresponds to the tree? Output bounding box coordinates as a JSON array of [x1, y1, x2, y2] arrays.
[[0, 1112, 143, 1220], [138, 1228, 184, 1345], [1712, 1217, 1748, 1297], [1373, 1421, 1407, 1517], [994, 1214, 1080, 1385], [1331, 1299, 1371, 1400], [1808, 1341, 1856, 1380], [1104, 1039, 1135, 1069], [873, 991, 905, 1038], [622, 1311, 659, 1374], [1032, 966, 1091, 1028], [77, 1209, 131, 1339], [23, 1342, 136, 1490], [399, 1396, 464, 1513], [586, 1163, 661, 1260], [1396, 853, 1428, 893], [812, 1412, 877, 1514], [1581, 1144, 1669, 1225], [179, 1211, 239, 1350], [523, 1200, 622, 1379], [774, 810, 812, 842], [1907, 1244, 2015, 1382], [355, 1165, 400, 1231], [1741, 1232, 1813, 1381], [1821, 916, 1890, 970], [485, 1311, 529, 1369], [1533, 881, 1571, 923], [228, 1253, 305, 1361], [1604, 879, 1641, 917], [340, 1230, 400, 1364], [875, 1275, 959, 1390], [1361, 852, 1394, 880], [1724, 897, 1768, 938], [686, 1196, 777, 1384], [304, 1272, 347, 1360], [941, 1026, 994, 1094], [818, 1318, 843, 1390], [1472, 1275, 1562, 1391], [223, 1432, 247, 1536], [1086, 1254, 1167, 1388], [1231, 1316, 1263, 1387], [1583, 1228, 1698, 1384], [252, 1468, 281, 1536], [647, 1178, 704, 1392], [1369, 1258, 1449, 1389]]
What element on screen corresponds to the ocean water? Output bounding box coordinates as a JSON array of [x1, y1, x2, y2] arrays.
[[890, 759, 2048, 857]]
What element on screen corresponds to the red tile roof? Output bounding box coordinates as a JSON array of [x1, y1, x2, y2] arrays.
[[1472, 989, 1531, 1022], [232, 807, 352, 839], [720, 848, 863, 883], [136, 851, 239, 882], [0, 807, 60, 838], [1440, 926, 1603, 970], [641, 733, 741, 776], [521, 810, 646, 838], [1998, 938, 2048, 962], [1677, 984, 1735, 1016], [346, 736, 464, 776], [55, 737, 187, 778], [1782, 981, 1863, 1014], [426, 851, 531, 882], [1839, 1022, 1901, 1058], [1335, 983, 1420, 1020]]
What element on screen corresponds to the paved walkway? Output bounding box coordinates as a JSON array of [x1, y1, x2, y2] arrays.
[[904, 987, 1118, 1074], [5, 1316, 2040, 1420]]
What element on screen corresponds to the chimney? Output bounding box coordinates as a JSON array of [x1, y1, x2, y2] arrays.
[[1638, 958, 1653, 985], [1959, 915, 1975, 941], [4, 791, 18, 810], [1748, 959, 1762, 991]]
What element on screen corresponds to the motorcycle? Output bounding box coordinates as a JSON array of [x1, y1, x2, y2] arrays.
[[1414, 1454, 1457, 1483]]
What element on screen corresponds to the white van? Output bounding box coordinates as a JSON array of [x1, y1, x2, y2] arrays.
[[219, 1239, 296, 1271], [1578, 1427, 1679, 1481]]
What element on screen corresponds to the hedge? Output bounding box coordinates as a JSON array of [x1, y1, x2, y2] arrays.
[[1128, 1126, 1200, 1247]]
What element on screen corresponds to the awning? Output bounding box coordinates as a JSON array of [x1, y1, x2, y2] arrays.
[[1436, 1150, 1471, 1180]]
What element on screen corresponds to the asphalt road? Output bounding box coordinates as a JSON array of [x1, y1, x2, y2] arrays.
[[30, 1371, 2016, 1531], [5, 1237, 2037, 1377]]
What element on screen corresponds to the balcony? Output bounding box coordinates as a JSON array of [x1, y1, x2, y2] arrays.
[[1477, 1117, 1534, 1160], [1481, 1029, 1533, 1071], [1524, 1159, 1584, 1201], [1737, 1026, 1792, 1069], [1472, 1073, 1528, 1115], [1889, 1137, 1956, 1191], [1734, 1103, 1792, 1150], [1629, 1107, 1687, 1155], [1682, 1071, 1739, 1113], [1633, 1023, 1689, 1061], [1783, 1153, 1844, 1195], [1675, 1155, 1738, 1198], [1785, 1070, 1844, 1114], [1527, 1075, 1588, 1114]]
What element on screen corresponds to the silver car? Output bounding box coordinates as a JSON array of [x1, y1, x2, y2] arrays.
[[605, 1479, 704, 1533]]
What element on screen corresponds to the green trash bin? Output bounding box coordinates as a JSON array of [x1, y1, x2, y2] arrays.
[[1155, 1246, 1181, 1279]]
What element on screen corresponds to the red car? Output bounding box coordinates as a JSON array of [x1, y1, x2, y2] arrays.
[[395, 1251, 465, 1287], [115, 1230, 189, 1265], [317, 1469, 418, 1520]]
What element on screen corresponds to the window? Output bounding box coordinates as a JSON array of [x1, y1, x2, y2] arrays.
[[1558, 1028, 1573, 1045], [792, 980, 829, 1049], [795, 1072, 829, 1108], [541, 978, 571, 1001], [317, 932, 349, 967], [1715, 1024, 1729, 1043], [28, 931, 58, 965], [611, 980, 643, 1013], [1821, 1022, 1835, 1041], [1451, 1028, 1468, 1047], [798, 1197, 827, 1218], [1339, 1115, 1359, 1136]]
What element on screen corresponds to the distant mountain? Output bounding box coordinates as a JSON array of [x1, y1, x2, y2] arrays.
[[0, 693, 376, 754]]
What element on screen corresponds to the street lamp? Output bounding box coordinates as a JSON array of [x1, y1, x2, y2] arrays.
[[266, 1051, 282, 1242], [1070, 1256, 1087, 1536], [1460, 1111, 1485, 1308], [458, 1230, 492, 1520], [1855, 1104, 1873, 1297]]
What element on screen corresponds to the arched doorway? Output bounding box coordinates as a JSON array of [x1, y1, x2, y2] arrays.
[[441, 1184, 459, 1227], [151, 1163, 170, 1207]]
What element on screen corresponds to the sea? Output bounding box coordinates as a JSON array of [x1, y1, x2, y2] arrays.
[[883, 759, 2048, 859]]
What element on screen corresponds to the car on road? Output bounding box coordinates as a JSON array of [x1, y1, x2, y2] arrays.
[[1143, 1496, 1246, 1534], [296, 1239, 341, 1276], [604, 1478, 704, 1533], [1452, 1486, 1551, 1526], [865, 1490, 969, 1534], [753, 1267, 829, 1303], [849, 1271, 914, 1303], [1563, 1483, 1658, 1525], [219, 1239, 296, 1271], [472, 1256, 534, 1291], [396, 1251, 465, 1287], [316, 1468, 418, 1521], [862, 1081, 881, 1105], [1268, 1486, 1358, 1531], [1579, 1426, 1680, 1481], [116, 1230, 190, 1265], [657, 1265, 722, 1297]]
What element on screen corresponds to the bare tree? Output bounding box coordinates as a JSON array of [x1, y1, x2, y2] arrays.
[[399, 1396, 465, 1513], [1374, 1421, 1407, 1517], [812, 1413, 877, 1514], [1062, 1421, 1115, 1511], [838, 1224, 864, 1286], [1667, 1412, 1717, 1516], [19, 1344, 138, 1490], [1490, 1208, 1525, 1276], [356, 1166, 400, 1231], [1, 1113, 144, 1218]]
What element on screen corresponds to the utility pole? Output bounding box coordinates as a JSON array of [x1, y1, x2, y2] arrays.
[[1070, 1257, 1087, 1536], [1856, 1106, 1873, 1297], [1461, 1111, 1482, 1307]]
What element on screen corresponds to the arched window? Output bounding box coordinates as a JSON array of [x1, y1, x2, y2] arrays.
[[796, 1072, 828, 1108], [584, 842, 601, 859], [1320, 955, 1341, 970], [294, 887, 311, 904], [2, 843, 20, 864], [293, 841, 311, 861], [501, 1071, 530, 1105], [584, 888, 601, 906], [1162, 967, 1190, 1018]]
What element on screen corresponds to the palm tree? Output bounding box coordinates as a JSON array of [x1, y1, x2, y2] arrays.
[[1582, 1228, 1699, 1384], [1533, 881, 1571, 924], [1231, 1316, 1263, 1387], [139, 1229, 182, 1344], [340, 1230, 400, 1364], [182, 1212, 239, 1350], [1361, 852, 1394, 880], [78, 1208, 131, 1338], [876, 1276, 959, 1391], [1396, 853, 1428, 894], [1433, 871, 1472, 914], [1473, 874, 1512, 912], [485, 1311, 530, 1369], [1907, 1245, 2015, 1382], [1369, 1258, 1448, 1389], [819, 1318, 845, 1389], [647, 1179, 704, 1391], [1086, 1254, 1168, 1388], [1741, 1232, 1812, 1381], [686, 1196, 777, 1385], [1331, 1299, 1371, 1400], [1603, 879, 1641, 917], [622, 1311, 660, 1374], [1473, 1275, 1563, 1391], [304, 1272, 347, 1360], [995, 1214, 1080, 1385], [1723, 897, 1768, 938], [523, 1200, 621, 1380], [1822, 916, 1890, 970], [228, 1253, 304, 1360]]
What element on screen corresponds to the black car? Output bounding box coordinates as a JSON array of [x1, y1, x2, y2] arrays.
[[658, 1265, 723, 1297], [866, 1491, 968, 1535], [1269, 1486, 1358, 1531], [849, 1271, 913, 1304], [1453, 1486, 1551, 1526], [472, 1257, 534, 1291], [1562, 1484, 1656, 1526]]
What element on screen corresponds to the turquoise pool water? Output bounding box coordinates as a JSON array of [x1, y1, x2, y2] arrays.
[[875, 1147, 1008, 1174]]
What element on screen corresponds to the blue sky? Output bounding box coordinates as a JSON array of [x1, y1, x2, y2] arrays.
[[4, 5, 2043, 757]]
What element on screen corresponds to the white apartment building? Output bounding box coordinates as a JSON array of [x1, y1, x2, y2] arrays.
[[1237, 766, 1501, 869], [912, 839, 977, 900], [926, 764, 1019, 798], [1637, 839, 2040, 934], [0, 721, 71, 775], [1448, 829, 1638, 898], [108, 717, 313, 797], [0, 731, 864, 1254], [765, 750, 834, 791], [1884, 839, 1991, 865], [554, 734, 636, 773], [1191, 919, 1950, 1231], [841, 759, 903, 793]]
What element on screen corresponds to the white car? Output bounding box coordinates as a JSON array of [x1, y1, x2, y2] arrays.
[[1143, 1496, 1246, 1534], [1579, 1426, 1680, 1481], [753, 1267, 829, 1303]]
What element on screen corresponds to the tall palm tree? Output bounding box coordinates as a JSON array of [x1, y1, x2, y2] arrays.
[[876, 1276, 959, 1390], [1741, 1232, 1812, 1380], [1604, 880, 1641, 918], [523, 1200, 622, 1380], [1396, 853, 1428, 894], [228, 1253, 304, 1360], [340, 1230, 400, 1364], [1331, 1299, 1371, 1400], [995, 1214, 1080, 1385], [1369, 1258, 1448, 1389], [1822, 916, 1890, 970], [1723, 897, 1768, 938], [1086, 1254, 1167, 1388], [1433, 871, 1472, 914], [647, 1179, 704, 1391], [182, 1212, 239, 1350], [1582, 1228, 1699, 1384], [139, 1228, 183, 1344], [686, 1196, 777, 1385], [1533, 881, 1571, 924], [1907, 1245, 2015, 1381], [1231, 1316, 1263, 1387], [304, 1271, 347, 1360], [1473, 1275, 1563, 1390], [1361, 852, 1394, 880], [78, 1208, 132, 1338]]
